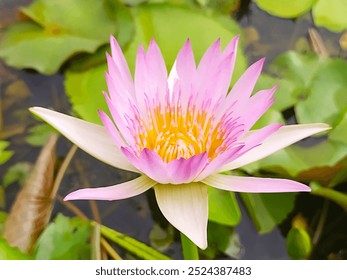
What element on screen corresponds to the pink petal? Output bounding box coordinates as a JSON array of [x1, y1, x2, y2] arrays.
[[154, 182, 208, 249], [106, 54, 135, 103], [102, 91, 135, 146], [219, 123, 331, 172], [166, 152, 208, 184], [241, 123, 283, 154], [98, 110, 125, 147], [109, 36, 134, 98], [195, 144, 245, 181], [168, 39, 196, 105], [64, 175, 156, 201], [134, 40, 168, 117], [203, 173, 310, 193], [242, 86, 277, 131], [29, 107, 138, 172], [121, 148, 170, 184], [218, 58, 265, 119]]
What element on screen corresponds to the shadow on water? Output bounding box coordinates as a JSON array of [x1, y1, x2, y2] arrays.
[[1, 0, 346, 259]]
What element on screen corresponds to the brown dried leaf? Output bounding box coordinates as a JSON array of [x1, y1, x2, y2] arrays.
[[2, 135, 58, 254], [308, 28, 329, 58]]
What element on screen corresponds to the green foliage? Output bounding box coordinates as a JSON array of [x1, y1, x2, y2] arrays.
[[0, 141, 13, 165], [256, 0, 347, 32], [65, 64, 108, 124], [205, 222, 243, 259], [247, 51, 347, 186], [312, 0, 347, 32], [286, 227, 312, 259], [3, 162, 32, 188], [0, 0, 118, 74], [208, 187, 241, 226], [0, 211, 7, 234], [65, 3, 247, 124], [240, 193, 296, 234], [0, 237, 32, 260], [255, 0, 315, 18], [25, 124, 57, 146], [99, 223, 171, 260], [34, 214, 92, 260], [310, 182, 347, 211]]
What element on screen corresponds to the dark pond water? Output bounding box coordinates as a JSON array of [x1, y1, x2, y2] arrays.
[[1, 0, 346, 260]]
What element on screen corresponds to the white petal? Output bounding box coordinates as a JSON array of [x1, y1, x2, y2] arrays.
[[203, 173, 310, 193], [30, 107, 138, 172], [64, 175, 156, 201], [219, 123, 331, 172], [154, 182, 208, 249]]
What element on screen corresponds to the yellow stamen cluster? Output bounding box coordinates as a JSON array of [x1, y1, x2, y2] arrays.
[[136, 104, 228, 163]]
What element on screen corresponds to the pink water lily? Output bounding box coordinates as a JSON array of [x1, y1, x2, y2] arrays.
[[30, 36, 330, 249]]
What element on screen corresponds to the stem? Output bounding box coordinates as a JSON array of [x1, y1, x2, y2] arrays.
[[180, 233, 199, 260], [312, 200, 329, 245], [100, 237, 122, 260], [311, 183, 347, 212]]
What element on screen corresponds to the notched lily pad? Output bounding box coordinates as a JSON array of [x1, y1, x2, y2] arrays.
[[255, 0, 315, 18], [0, 0, 118, 74]]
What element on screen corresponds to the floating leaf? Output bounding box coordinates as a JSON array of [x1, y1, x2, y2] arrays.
[[65, 64, 108, 124], [34, 214, 92, 259], [0, 237, 32, 260], [295, 59, 347, 126], [2, 135, 57, 254], [255, 0, 315, 18], [330, 110, 347, 145], [65, 3, 247, 123], [99, 223, 171, 260], [0, 0, 118, 74], [0, 141, 13, 165], [3, 162, 32, 188], [205, 222, 243, 259], [240, 192, 296, 234], [286, 227, 312, 260], [312, 0, 347, 32], [243, 140, 347, 184], [208, 187, 241, 227]]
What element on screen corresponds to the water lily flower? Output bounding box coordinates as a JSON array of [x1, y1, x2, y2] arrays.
[[30, 36, 330, 249]]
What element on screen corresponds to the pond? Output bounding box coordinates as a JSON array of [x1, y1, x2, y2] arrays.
[[1, 0, 347, 260]]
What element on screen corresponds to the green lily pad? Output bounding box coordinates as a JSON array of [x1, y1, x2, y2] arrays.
[[65, 64, 108, 124], [0, 0, 118, 74], [34, 214, 92, 260], [295, 59, 347, 126], [208, 187, 241, 227], [243, 139, 347, 181], [124, 4, 246, 83], [240, 192, 296, 234], [312, 0, 347, 32], [254, 74, 298, 112], [0, 237, 32, 260], [255, 0, 315, 18], [269, 51, 323, 90], [330, 110, 347, 145], [65, 3, 247, 124]]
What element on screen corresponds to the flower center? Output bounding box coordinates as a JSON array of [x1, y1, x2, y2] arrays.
[[133, 99, 240, 163]]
